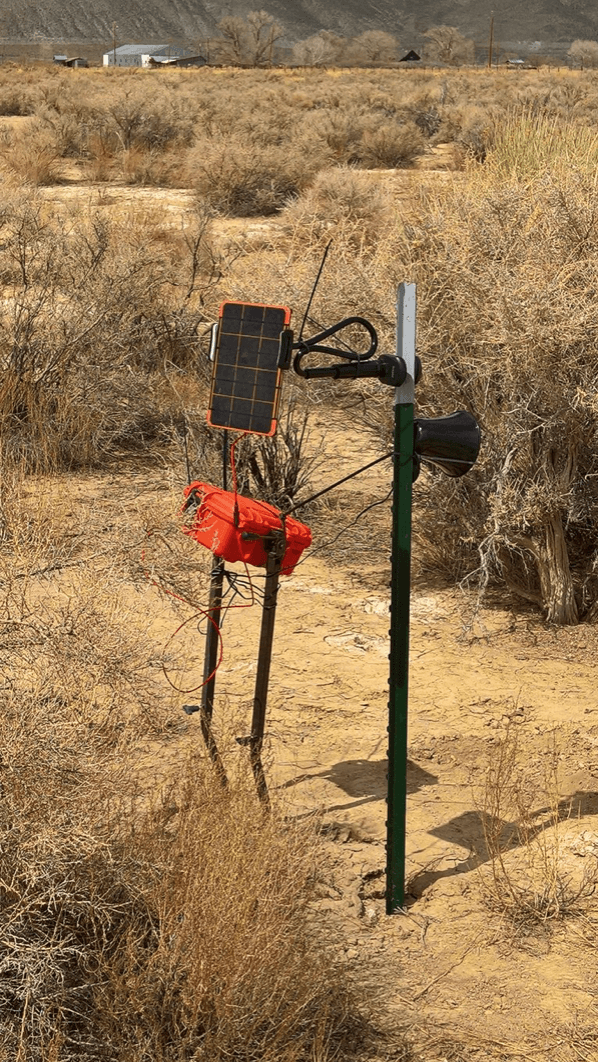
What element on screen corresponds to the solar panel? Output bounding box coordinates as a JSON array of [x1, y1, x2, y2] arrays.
[[207, 302, 291, 436]]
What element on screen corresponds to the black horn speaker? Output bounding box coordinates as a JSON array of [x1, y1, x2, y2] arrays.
[[413, 410, 481, 479]]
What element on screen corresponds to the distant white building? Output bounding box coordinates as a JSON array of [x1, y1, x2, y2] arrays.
[[103, 44, 195, 67]]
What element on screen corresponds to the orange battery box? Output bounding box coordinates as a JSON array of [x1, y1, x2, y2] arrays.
[[182, 482, 311, 576]]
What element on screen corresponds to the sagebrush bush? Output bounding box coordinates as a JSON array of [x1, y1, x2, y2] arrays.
[[0, 120, 62, 184], [358, 120, 425, 167], [392, 135, 598, 623], [188, 136, 322, 216], [282, 168, 393, 251], [0, 85, 34, 115], [267, 101, 598, 623], [0, 196, 222, 470]]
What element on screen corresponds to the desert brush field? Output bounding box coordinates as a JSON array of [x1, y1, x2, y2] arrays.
[[1, 62, 598, 1061]]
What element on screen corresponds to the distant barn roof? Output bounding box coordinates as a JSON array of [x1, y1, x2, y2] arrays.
[[110, 44, 190, 56]]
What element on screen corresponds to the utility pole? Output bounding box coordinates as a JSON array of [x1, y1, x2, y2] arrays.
[[112, 21, 117, 67], [487, 12, 494, 69]]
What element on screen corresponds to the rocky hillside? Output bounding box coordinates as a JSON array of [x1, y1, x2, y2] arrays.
[[4, 0, 598, 57]]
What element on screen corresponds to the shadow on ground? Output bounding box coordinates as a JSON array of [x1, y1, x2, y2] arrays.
[[279, 756, 437, 813]]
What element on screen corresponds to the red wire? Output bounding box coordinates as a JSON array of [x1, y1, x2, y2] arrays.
[[142, 447, 258, 693], [160, 608, 224, 694]]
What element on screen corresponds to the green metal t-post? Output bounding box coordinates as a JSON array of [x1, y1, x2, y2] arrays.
[[386, 282, 416, 914]]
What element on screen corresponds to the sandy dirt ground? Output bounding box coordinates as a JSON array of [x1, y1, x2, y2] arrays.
[[194, 418, 598, 1062], [21, 150, 598, 1061], [38, 403, 598, 1062]]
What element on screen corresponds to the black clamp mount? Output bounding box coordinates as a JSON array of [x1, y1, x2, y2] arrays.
[[279, 317, 421, 388]]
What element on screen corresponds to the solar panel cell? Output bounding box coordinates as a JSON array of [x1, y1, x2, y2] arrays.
[[216, 363, 237, 384], [207, 302, 291, 436], [234, 368, 256, 393], [242, 319, 265, 337], [239, 341, 259, 363], [218, 337, 239, 363], [211, 395, 232, 416]]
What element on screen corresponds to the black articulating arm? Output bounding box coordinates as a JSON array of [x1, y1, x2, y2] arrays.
[[286, 316, 420, 387]]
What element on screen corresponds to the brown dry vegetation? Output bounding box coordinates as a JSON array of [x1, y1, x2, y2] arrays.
[[2, 64, 598, 1060]]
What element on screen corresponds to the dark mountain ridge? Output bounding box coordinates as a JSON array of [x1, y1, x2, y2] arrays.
[[4, 0, 598, 58]]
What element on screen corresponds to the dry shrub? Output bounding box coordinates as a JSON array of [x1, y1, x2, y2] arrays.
[[0, 729, 358, 1060], [306, 110, 423, 168], [0, 121, 62, 184], [95, 770, 358, 1062], [0, 85, 34, 115], [306, 110, 367, 165], [120, 145, 182, 186], [402, 91, 442, 138], [444, 104, 497, 163], [105, 92, 197, 152], [358, 121, 424, 168], [0, 472, 167, 731], [282, 169, 392, 250], [388, 130, 598, 623], [86, 132, 114, 181], [0, 195, 222, 471], [478, 729, 598, 929], [35, 104, 91, 158], [188, 137, 320, 216]]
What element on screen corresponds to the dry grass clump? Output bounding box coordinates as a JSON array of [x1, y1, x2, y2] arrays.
[[0, 473, 363, 1061], [120, 145, 182, 186], [0, 684, 358, 1061], [483, 109, 598, 180], [0, 120, 62, 184], [94, 769, 359, 1062], [479, 729, 598, 930]]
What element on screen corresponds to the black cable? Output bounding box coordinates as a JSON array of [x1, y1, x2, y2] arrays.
[[182, 415, 192, 484], [299, 240, 332, 342], [282, 451, 396, 517], [222, 429, 229, 492], [291, 488, 393, 570]]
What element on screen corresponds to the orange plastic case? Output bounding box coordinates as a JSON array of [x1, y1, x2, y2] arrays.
[[182, 482, 311, 575]]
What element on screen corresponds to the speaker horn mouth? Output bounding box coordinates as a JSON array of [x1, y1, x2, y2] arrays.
[[414, 410, 481, 478]]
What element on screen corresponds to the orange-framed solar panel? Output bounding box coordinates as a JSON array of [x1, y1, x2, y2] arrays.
[[207, 301, 291, 436]]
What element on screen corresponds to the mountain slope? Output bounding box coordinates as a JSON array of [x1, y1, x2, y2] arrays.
[[5, 0, 598, 54]]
